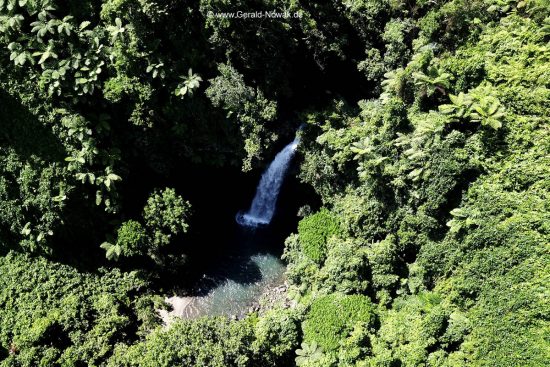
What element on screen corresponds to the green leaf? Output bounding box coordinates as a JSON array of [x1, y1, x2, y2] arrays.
[[21, 222, 31, 236], [448, 93, 459, 104], [106, 173, 121, 181], [450, 208, 468, 218], [96, 190, 103, 206], [52, 194, 66, 202], [15, 52, 27, 65], [101, 242, 121, 261], [408, 167, 423, 180], [100, 241, 112, 250]]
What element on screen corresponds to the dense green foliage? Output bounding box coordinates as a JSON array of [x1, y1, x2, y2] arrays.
[[284, 2, 550, 365], [0, 251, 157, 366], [1, 0, 549, 366], [109, 317, 257, 367], [108, 309, 301, 367]]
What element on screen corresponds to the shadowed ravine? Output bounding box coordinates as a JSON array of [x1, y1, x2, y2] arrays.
[[161, 136, 300, 322]]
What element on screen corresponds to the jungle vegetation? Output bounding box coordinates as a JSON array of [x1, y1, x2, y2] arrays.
[[0, 0, 549, 366]]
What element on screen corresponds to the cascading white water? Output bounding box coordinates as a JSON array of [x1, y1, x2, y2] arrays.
[[236, 136, 299, 227]]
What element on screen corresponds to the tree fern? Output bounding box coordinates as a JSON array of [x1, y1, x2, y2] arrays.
[[470, 96, 506, 130], [295, 342, 324, 366], [413, 65, 452, 96]]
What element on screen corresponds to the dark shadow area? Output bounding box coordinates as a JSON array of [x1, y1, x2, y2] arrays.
[[138, 146, 321, 296], [0, 89, 66, 161]]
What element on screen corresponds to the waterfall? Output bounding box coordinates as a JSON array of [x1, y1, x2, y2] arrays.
[[236, 136, 299, 227]]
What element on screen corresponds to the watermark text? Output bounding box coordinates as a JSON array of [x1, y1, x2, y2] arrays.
[[206, 10, 302, 20]]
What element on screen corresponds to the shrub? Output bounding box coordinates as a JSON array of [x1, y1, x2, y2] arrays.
[[298, 208, 342, 264], [367, 235, 400, 302], [116, 220, 147, 257], [252, 309, 300, 366], [282, 234, 319, 298], [319, 237, 369, 294], [143, 188, 191, 248], [302, 294, 375, 351], [205, 63, 278, 171]]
